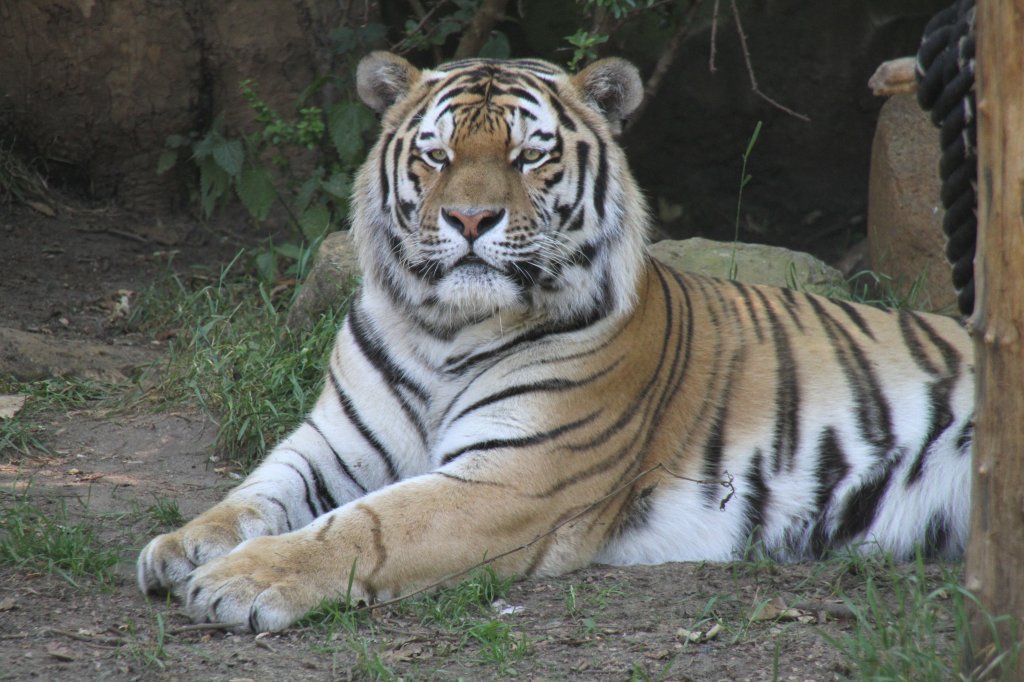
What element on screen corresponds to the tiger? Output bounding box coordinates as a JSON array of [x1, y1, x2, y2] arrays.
[[137, 51, 975, 633]]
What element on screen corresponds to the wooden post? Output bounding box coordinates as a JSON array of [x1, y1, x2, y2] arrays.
[[964, 1, 1024, 677]]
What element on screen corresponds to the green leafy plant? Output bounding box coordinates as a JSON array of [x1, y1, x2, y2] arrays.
[[566, 29, 610, 70], [158, 26, 384, 286]]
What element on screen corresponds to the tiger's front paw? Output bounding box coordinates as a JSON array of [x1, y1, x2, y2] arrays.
[[137, 504, 273, 597], [184, 535, 350, 632]]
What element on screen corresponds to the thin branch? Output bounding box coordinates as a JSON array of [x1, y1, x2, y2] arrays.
[[729, 0, 810, 122], [709, 0, 720, 72], [363, 463, 736, 612], [627, 0, 704, 130], [395, 0, 449, 60]]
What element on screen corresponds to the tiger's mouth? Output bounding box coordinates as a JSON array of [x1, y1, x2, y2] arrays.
[[453, 253, 490, 268]]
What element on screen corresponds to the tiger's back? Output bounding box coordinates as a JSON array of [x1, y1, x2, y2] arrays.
[[136, 52, 974, 632]]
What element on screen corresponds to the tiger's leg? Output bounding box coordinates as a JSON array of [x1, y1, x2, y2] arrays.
[[183, 456, 598, 631], [138, 305, 431, 596]]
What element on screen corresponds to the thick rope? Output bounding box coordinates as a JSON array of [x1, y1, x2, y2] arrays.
[[915, 0, 977, 317]]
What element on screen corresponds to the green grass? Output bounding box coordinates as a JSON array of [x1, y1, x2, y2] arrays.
[[823, 553, 1020, 681], [841, 268, 930, 311], [299, 568, 521, 678], [0, 376, 118, 458], [407, 565, 514, 628], [144, 496, 185, 529], [131, 254, 354, 468], [0, 488, 120, 585], [119, 612, 169, 671]]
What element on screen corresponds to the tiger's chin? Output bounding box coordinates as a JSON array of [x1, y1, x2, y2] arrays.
[[433, 265, 528, 322]]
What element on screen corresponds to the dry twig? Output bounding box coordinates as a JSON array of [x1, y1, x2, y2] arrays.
[[728, 0, 810, 121], [627, 0, 705, 130]]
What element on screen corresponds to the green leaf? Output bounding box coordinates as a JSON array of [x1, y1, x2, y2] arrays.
[[295, 176, 319, 214], [199, 157, 230, 218], [320, 172, 350, 202], [329, 101, 375, 166], [235, 167, 276, 221], [275, 242, 304, 260], [157, 150, 178, 174], [212, 138, 244, 176], [298, 204, 331, 242], [254, 249, 278, 284], [479, 31, 511, 59]]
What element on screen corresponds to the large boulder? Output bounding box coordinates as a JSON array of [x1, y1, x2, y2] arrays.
[[287, 232, 849, 332], [866, 93, 954, 312], [650, 238, 849, 296], [285, 231, 361, 332]]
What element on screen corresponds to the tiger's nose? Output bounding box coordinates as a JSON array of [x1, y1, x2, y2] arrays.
[[441, 208, 505, 241]]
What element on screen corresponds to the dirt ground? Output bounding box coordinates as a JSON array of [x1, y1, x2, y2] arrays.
[[0, 208, 957, 681]]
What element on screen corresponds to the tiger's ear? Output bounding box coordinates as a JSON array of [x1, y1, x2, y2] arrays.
[[571, 58, 644, 131], [357, 52, 422, 114]]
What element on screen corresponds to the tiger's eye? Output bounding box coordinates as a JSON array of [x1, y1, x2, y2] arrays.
[[520, 148, 544, 163], [427, 149, 448, 164]]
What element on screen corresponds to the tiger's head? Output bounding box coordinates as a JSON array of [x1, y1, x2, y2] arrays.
[[352, 52, 649, 334]]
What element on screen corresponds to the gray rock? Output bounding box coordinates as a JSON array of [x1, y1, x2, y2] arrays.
[[650, 238, 849, 297], [285, 230, 362, 332], [0, 327, 156, 383]]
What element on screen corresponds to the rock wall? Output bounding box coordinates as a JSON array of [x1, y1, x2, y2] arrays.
[[0, 0, 369, 211]]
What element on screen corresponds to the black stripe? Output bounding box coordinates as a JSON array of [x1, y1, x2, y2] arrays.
[[303, 423, 369, 495], [347, 304, 429, 444], [833, 299, 875, 341], [255, 493, 293, 532], [807, 296, 894, 451], [281, 461, 320, 519], [956, 422, 973, 452], [922, 514, 951, 557], [440, 410, 601, 466], [735, 282, 764, 342], [808, 427, 850, 556], [834, 458, 898, 545], [592, 137, 608, 221], [564, 264, 687, 454], [307, 459, 339, 512], [442, 308, 606, 376], [506, 86, 541, 105], [741, 450, 770, 550], [378, 142, 390, 211], [450, 363, 618, 425], [546, 94, 577, 131], [701, 400, 730, 506], [327, 368, 401, 482], [752, 288, 800, 473], [780, 288, 805, 332], [901, 312, 961, 485]]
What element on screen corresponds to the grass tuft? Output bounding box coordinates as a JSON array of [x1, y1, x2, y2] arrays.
[[131, 254, 354, 468], [827, 554, 1020, 681], [0, 488, 120, 585]]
